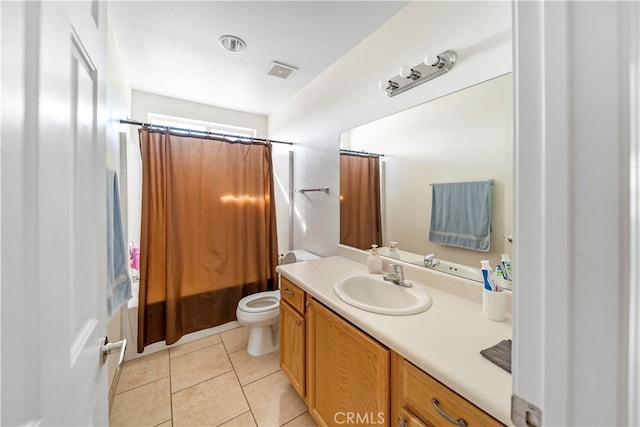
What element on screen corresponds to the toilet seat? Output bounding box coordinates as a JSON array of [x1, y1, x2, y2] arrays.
[[238, 290, 280, 313]]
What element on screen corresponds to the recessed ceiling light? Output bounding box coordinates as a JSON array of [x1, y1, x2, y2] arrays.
[[219, 35, 245, 53]]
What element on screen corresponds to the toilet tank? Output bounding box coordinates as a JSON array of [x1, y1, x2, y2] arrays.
[[281, 249, 321, 265]]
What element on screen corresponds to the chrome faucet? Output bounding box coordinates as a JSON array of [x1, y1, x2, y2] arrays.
[[383, 264, 412, 287], [424, 253, 440, 268]]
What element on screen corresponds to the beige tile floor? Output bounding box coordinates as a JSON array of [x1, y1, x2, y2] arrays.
[[110, 325, 317, 427]]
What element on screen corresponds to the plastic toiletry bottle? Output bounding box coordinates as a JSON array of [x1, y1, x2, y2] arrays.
[[367, 244, 383, 274], [480, 260, 494, 291], [500, 254, 513, 281]]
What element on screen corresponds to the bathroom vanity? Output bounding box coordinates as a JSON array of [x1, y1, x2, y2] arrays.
[[276, 250, 512, 426]]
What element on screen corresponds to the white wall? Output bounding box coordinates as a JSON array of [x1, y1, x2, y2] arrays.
[[268, 1, 512, 257], [344, 73, 512, 268], [129, 91, 268, 138]]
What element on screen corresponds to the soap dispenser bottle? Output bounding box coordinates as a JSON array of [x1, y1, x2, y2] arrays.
[[367, 244, 383, 274]]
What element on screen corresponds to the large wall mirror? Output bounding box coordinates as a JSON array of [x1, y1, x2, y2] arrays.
[[340, 73, 513, 282]]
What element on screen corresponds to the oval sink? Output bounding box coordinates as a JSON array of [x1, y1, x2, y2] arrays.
[[333, 274, 432, 315]]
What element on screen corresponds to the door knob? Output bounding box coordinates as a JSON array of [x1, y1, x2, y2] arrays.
[[100, 336, 127, 367]]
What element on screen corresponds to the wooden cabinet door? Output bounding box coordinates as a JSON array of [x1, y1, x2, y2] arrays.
[[280, 301, 306, 397], [308, 300, 389, 427]]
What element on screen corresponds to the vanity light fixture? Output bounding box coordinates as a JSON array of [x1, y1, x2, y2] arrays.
[[379, 49, 457, 97], [378, 80, 400, 92]]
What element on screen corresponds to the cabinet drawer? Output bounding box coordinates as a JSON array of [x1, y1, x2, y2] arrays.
[[393, 353, 502, 427], [280, 277, 306, 313]]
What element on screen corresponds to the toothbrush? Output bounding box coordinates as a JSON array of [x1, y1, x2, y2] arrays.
[[494, 265, 502, 291]]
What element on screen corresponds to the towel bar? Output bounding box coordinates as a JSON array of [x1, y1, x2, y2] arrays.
[[429, 179, 494, 186], [295, 187, 330, 194]]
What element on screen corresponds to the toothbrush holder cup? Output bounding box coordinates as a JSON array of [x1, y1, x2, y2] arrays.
[[482, 289, 506, 321]]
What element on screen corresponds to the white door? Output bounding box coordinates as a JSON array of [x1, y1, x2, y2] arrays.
[[1, 1, 110, 425], [512, 1, 639, 425]]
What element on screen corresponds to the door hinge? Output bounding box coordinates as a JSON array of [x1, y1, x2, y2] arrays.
[[511, 394, 542, 427]]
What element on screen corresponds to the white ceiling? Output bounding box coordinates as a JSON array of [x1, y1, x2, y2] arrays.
[[108, 1, 409, 116]]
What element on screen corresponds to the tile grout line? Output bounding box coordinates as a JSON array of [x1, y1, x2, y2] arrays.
[[239, 365, 282, 388], [113, 374, 171, 397], [153, 418, 172, 427], [169, 336, 234, 394], [222, 335, 261, 427], [279, 412, 305, 427], [234, 366, 259, 427], [225, 342, 261, 426], [169, 337, 224, 361], [168, 348, 174, 426], [170, 367, 236, 394], [168, 334, 247, 422], [214, 410, 253, 427]]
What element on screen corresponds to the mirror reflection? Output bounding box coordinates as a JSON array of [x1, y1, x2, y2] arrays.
[[340, 73, 513, 283]]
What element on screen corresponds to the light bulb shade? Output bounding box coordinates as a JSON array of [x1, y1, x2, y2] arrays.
[[399, 65, 413, 79], [378, 79, 399, 93], [424, 53, 437, 66]]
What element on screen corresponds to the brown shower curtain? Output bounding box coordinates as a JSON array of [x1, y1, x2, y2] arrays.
[[137, 127, 278, 352], [340, 153, 382, 250]]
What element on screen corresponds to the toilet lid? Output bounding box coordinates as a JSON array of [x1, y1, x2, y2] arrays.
[[238, 290, 280, 313]]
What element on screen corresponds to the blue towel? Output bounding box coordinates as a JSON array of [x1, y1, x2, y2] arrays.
[[429, 180, 492, 251], [107, 168, 132, 318]]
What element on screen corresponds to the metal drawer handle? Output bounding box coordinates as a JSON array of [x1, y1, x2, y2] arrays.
[[397, 417, 407, 427], [431, 398, 467, 426], [284, 288, 294, 296]]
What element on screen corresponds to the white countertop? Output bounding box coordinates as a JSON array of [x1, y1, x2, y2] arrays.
[[276, 252, 513, 426]]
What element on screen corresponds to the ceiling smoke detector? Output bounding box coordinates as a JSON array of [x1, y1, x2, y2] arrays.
[[265, 61, 298, 79], [219, 35, 245, 53]]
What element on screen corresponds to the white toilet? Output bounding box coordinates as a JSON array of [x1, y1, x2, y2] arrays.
[[236, 249, 320, 356], [236, 290, 281, 356]]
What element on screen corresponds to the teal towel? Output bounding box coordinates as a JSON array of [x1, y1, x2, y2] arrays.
[[429, 180, 492, 251], [107, 168, 132, 318]]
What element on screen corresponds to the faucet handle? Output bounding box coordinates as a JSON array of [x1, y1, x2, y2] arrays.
[[424, 253, 439, 267], [385, 263, 411, 287]]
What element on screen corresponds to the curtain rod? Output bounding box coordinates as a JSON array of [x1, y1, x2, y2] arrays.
[[339, 148, 385, 157], [119, 119, 294, 145]]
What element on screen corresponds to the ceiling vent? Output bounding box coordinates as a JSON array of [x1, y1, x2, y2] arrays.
[[265, 61, 298, 79]]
